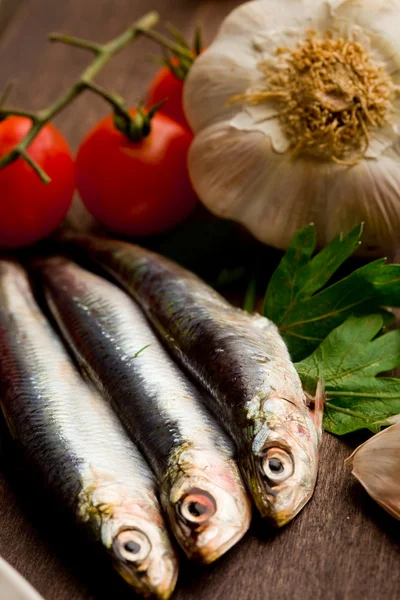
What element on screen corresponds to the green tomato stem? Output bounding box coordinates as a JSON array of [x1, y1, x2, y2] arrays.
[[0, 108, 37, 120], [48, 33, 102, 54], [0, 10, 160, 183], [138, 27, 194, 61], [20, 150, 51, 184], [165, 23, 191, 50], [83, 81, 130, 116]]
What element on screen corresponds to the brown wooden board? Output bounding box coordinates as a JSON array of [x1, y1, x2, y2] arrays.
[[0, 1, 399, 599], [0, 0, 24, 35]]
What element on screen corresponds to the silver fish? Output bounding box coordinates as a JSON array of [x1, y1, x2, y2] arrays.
[[63, 235, 323, 526], [37, 256, 251, 563], [0, 260, 178, 599]]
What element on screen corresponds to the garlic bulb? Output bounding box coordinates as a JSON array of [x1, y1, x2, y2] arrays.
[[184, 0, 400, 256], [345, 420, 400, 520]]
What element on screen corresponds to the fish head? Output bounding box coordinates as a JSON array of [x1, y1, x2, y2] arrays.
[[97, 498, 178, 599], [249, 396, 320, 527], [111, 524, 177, 599], [163, 448, 251, 564]]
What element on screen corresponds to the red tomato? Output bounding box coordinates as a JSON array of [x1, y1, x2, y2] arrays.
[[76, 110, 197, 237], [0, 117, 74, 249], [147, 62, 189, 130]]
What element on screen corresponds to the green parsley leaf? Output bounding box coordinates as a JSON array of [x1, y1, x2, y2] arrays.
[[295, 314, 400, 435], [264, 224, 400, 361]]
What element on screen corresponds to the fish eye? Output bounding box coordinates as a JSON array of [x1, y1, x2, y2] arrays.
[[262, 447, 294, 484], [114, 529, 152, 563], [178, 488, 217, 526]]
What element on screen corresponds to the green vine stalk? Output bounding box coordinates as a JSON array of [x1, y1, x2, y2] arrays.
[[0, 11, 161, 184]]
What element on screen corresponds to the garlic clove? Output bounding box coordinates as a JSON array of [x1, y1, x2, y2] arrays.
[[331, 1, 400, 88], [216, 0, 332, 43], [184, 50, 253, 134], [345, 421, 400, 520], [188, 120, 271, 220], [185, 0, 400, 256], [184, 0, 334, 134], [323, 152, 400, 253], [213, 1, 270, 45], [188, 120, 321, 249], [184, 1, 268, 133], [188, 118, 400, 255], [332, 0, 400, 59], [364, 121, 399, 159], [230, 109, 291, 153]]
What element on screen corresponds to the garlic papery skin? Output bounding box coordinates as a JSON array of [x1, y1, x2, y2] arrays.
[[184, 0, 400, 256], [345, 421, 400, 520]]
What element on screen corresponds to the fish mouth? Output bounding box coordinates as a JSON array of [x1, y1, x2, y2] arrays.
[[192, 521, 250, 564], [166, 481, 251, 564], [112, 528, 178, 599], [172, 515, 250, 564], [244, 447, 317, 526], [114, 554, 178, 600], [145, 553, 179, 600], [245, 415, 319, 526], [256, 483, 315, 527]]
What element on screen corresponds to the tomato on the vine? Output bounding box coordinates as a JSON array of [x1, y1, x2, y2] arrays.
[[76, 109, 197, 237], [0, 117, 75, 249], [147, 29, 204, 131], [147, 59, 190, 130]]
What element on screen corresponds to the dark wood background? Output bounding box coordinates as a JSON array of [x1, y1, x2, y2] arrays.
[[0, 1, 399, 599]]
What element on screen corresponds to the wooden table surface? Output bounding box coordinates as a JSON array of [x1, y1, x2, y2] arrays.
[[0, 1, 399, 599]]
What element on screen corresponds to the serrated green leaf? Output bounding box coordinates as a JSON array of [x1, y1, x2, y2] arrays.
[[264, 224, 400, 361], [263, 223, 317, 324], [295, 315, 400, 435]]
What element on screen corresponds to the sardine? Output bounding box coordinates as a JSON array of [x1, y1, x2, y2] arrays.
[[63, 235, 323, 526], [36, 257, 251, 563], [0, 260, 178, 599]]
